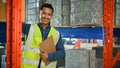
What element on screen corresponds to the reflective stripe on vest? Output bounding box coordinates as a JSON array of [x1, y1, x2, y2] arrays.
[[23, 46, 40, 54], [54, 30, 60, 45], [41, 61, 57, 68], [22, 58, 39, 66]]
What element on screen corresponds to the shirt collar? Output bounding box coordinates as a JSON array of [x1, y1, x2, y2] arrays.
[[38, 22, 51, 30]]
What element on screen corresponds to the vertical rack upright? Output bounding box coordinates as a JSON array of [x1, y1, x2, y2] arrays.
[[6, 0, 22, 68]]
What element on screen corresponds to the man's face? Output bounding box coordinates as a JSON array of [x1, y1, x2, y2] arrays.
[[40, 7, 53, 25]]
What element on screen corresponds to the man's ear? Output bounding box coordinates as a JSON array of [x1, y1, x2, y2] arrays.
[[38, 11, 42, 16], [38, 12, 40, 16], [38, 11, 42, 22]]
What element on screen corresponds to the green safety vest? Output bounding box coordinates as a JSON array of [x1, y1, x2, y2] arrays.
[[22, 24, 60, 68]]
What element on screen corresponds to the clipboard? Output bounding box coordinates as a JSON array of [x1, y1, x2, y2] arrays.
[[40, 36, 56, 66]]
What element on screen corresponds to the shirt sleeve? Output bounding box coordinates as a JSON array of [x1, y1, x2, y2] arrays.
[[22, 23, 31, 41], [22, 23, 31, 35], [48, 34, 65, 61]]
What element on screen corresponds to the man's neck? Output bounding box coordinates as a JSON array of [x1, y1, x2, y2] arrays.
[[41, 23, 48, 29]]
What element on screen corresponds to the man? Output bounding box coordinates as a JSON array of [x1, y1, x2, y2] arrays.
[[22, 3, 65, 68]]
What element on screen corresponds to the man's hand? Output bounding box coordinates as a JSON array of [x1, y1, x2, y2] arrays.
[[40, 50, 48, 61]]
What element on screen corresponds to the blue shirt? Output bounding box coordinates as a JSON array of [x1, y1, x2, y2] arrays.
[[22, 23, 65, 61]]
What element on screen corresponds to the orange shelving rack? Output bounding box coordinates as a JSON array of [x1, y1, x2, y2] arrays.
[[103, 0, 120, 68], [6, 0, 22, 68]]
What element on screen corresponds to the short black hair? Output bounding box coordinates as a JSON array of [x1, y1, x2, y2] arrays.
[[40, 3, 54, 13]]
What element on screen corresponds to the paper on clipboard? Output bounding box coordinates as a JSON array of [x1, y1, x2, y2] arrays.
[[40, 36, 56, 66]]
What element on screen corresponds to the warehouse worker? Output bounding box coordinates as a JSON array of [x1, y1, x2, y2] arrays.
[[22, 3, 65, 68]]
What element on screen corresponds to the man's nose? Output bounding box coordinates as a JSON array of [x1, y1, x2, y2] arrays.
[[45, 14, 48, 18]]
